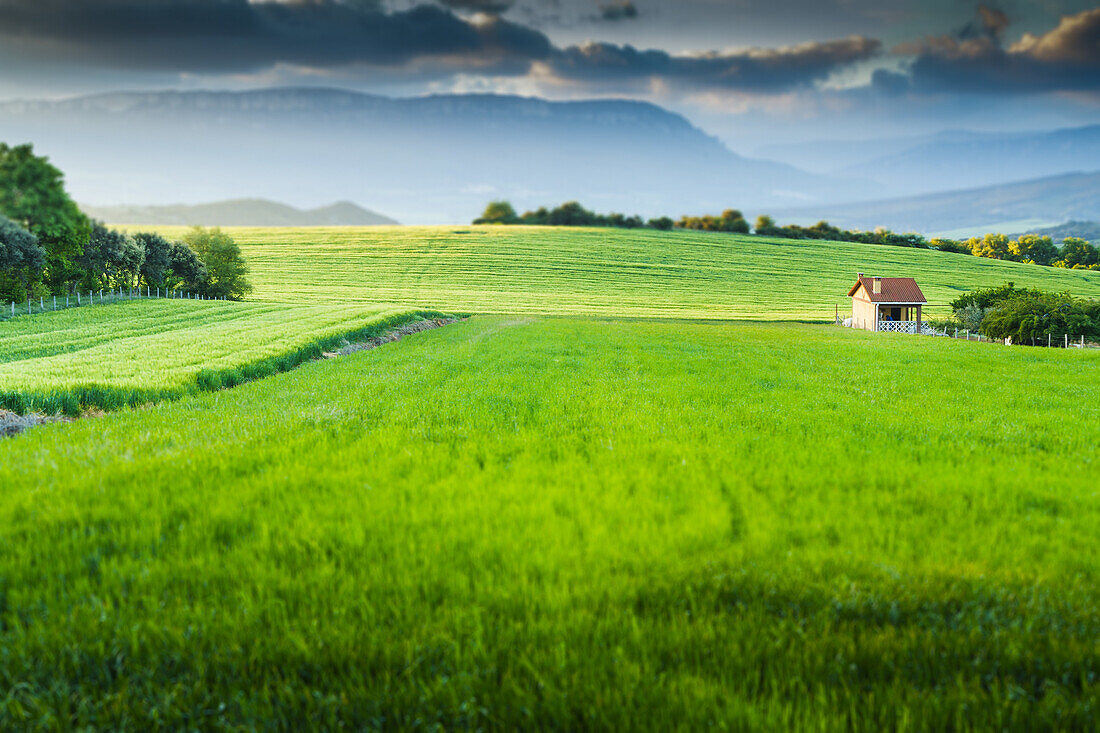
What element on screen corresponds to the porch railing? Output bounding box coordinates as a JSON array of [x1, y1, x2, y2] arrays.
[[877, 320, 919, 334]]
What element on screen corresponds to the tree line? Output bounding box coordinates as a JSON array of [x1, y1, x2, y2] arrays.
[[948, 283, 1099, 345], [0, 143, 251, 303], [474, 200, 1100, 271]]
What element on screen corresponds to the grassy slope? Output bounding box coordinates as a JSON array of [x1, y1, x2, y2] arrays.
[[0, 299, 445, 413], [0, 317, 1096, 728], [140, 225, 1100, 319]]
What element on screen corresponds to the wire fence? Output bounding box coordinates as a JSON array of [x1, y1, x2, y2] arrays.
[[836, 313, 1096, 349], [2, 287, 225, 322]]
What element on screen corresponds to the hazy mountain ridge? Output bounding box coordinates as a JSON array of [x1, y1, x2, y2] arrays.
[[79, 198, 399, 227], [773, 171, 1100, 235], [1009, 220, 1100, 244], [0, 88, 872, 224], [759, 124, 1100, 201]]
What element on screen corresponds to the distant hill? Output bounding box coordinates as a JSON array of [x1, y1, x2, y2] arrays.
[[0, 88, 874, 225], [760, 124, 1100, 199], [772, 171, 1100, 236], [80, 198, 398, 226], [1008, 220, 1100, 244]]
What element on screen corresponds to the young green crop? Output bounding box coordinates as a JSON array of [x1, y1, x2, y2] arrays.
[[0, 317, 1096, 728], [0, 299, 447, 414], [140, 225, 1100, 320]]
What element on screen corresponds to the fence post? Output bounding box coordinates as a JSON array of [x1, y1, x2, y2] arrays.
[[27, 297, 30, 315], [1065, 334, 1068, 348]]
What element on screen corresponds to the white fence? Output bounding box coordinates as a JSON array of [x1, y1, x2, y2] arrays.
[[877, 320, 918, 334], [4, 287, 222, 321]]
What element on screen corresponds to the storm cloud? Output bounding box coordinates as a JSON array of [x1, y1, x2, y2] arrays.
[[0, 0, 551, 73], [544, 36, 882, 92], [898, 7, 1100, 93], [0, 0, 879, 93]]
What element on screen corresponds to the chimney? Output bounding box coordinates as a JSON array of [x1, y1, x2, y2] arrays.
[[872, 276, 882, 295], [857, 272, 864, 279]]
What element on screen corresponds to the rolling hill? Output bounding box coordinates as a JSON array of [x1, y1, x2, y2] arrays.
[[81, 198, 398, 227], [130, 225, 1100, 320]]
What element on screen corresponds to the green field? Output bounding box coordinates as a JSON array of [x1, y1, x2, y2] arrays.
[[3, 225, 1099, 727], [0, 317, 1097, 728], [139, 225, 1100, 319], [0, 299, 444, 414]]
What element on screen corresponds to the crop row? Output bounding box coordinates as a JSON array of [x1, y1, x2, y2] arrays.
[[0, 300, 448, 414]]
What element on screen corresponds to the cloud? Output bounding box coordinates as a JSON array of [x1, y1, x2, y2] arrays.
[[896, 8, 1100, 93], [543, 36, 881, 92], [0, 0, 550, 73], [0, 0, 880, 94], [599, 1, 638, 22], [957, 4, 1009, 41], [436, 0, 515, 14]]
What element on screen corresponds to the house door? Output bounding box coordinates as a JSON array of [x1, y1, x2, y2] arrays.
[[890, 307, 901, 321]]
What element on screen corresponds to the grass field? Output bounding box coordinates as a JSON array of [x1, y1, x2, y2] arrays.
[[4, 225, 1098, 727], [0, 317, 1097, 728], [0, 299, 445, 414], [139, 225, 1100, 319]]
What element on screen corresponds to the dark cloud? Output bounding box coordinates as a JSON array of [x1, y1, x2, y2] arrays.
[[0, 0, 879, 93], [545, 36, 881, 91], [896, 8, 1100, 93], [0, 0, 550, 73], [958, 4, 1009, 41], [599, 1, 638, 22], [436, 0, 515, 14], [870, 68, 909, 95]]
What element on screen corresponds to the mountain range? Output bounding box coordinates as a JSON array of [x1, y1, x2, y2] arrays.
[[759, 125, 1100, 198], [773, 171, 1100, 237], [80, 199, 398, 227], [0, 88, 872, 225], [1, 88, 1096, 229]]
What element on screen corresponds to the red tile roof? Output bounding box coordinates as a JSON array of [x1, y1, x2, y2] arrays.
[[848, 276, 926, 303]]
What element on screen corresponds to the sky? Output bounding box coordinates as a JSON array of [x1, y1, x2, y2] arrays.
[[0, 0, 1098, 149]]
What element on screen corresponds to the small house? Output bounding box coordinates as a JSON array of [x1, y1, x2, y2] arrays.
[[848, 273, 927, 333]]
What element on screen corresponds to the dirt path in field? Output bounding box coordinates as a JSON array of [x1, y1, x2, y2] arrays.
[[320, 316, 462, 358], [0, 410, 73, 438]]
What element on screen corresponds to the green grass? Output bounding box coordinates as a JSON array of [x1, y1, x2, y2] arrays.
[[0, 317, 1096, 728], [0, 299, 446, 414], [141, 225, 1100, 319]]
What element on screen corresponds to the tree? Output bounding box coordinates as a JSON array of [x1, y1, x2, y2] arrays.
[[0, 143, 91, 292], [166, 241, 208, 293], [754, 215, 777, 235], [473, 201, 519, 225], [134, 232, 172, 288], [1058, 237, 1100, 269], [548, 201, 597, 227], [78, 221, 139, 289], [719, 209, 750, 234], [647, 216, 674, 231], [182, 227, 251, 300], [980, 289, 1099, 344], [968, 233, 1012, 260], [1010, 234, 1058, 265], [930, 238, 971, 255], [0, 215, 45, 302]]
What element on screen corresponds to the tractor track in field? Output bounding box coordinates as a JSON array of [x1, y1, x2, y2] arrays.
[[1, 316, 463, 439], [320, 316, 462, 358]]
